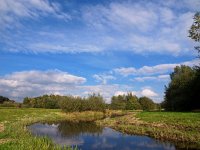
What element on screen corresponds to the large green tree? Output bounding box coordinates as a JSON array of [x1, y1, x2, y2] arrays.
[[164, 65, 197, 111]]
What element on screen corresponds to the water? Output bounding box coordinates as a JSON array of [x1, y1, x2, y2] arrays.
[[28, 121, 176, 150]]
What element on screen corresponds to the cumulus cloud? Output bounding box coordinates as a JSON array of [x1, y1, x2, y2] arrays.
[[0, 70, 86, 101], [0, 70, 136, 103], [114, 59, 199, 76], [0, 69, 163, 103], [140, 89, 158, 97]]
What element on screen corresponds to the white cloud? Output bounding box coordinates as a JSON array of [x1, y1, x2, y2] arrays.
[[113, 67, 136, 76], [0, 0, 70, 29], [140, 89, 158, 97], [81, 1, 196, 55], [0, 70, 86, 100], [0, 70, 163, 103], [93, 74, 115, 84], [161, 0, 200, 11], [3, 70, 86, 85], [0, 70, 134, 103], [114, 59, 199, 76], [134, 75, 170, 82], [1, 0, 198, 55], [27, 43, 103, 53]]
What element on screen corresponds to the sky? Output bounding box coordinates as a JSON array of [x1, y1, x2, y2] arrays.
[[0, 0, 200, 103]]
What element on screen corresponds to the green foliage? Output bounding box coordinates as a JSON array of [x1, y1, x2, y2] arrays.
[[139, 97, 156, 111], [87, 94, 106, 112], [189, 12, 200, 55], [164, 65, 200, 111], [23, 94, 106, 112], [189, 12, 200, 42], [125, 93, 141, 110], [23, 95, 60, 109], [110, 93, 141, 110], [60, 94, 105, 112], [59, 96, 83, 112], [110, 95, 126, 110], [0, 101, 21, 108], [0, 96, 10, 104]]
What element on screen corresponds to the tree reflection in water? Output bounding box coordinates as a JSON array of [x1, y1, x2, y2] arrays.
[[57, 121, 103, 138]]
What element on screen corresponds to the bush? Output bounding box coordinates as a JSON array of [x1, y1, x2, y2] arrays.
[[139, 97, 156, 111], [0, 101, 21, 108]]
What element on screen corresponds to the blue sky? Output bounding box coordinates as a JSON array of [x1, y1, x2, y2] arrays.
[[0, 0, 200, 102]]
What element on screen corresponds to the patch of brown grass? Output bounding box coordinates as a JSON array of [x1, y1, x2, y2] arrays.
[[0, 139, 12, 144], [0, 124, 4, 132]]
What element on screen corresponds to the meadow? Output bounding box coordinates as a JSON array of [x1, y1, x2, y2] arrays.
[[0, 107, 200, 149]]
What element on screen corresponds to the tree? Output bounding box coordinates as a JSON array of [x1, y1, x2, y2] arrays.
[[125, 93, 141, 110], [187, 12, 200, 111], [87, 93, 106, 111], [139, 97, 156, 111], [164, 65, 197, 111], [189, 12, 200, 55], [0, 96, 9, 104], [110, 95, 126, 110], [110, 93, 141, 110]]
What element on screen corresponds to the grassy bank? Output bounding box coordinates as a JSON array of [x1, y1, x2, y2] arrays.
[[0, 108, 106, 150], [97, 111, 200, 149]]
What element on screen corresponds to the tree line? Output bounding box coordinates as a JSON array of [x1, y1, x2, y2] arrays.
[[21, 93, 158, 112], [23, 94, 106, 112], [110, 93, 159, 111]]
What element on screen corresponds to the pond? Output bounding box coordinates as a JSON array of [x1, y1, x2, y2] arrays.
[[28, 121, 177, 150]]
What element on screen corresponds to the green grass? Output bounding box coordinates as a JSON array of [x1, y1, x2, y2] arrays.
[[0, 108, 97, 150], [137, 111, 200, 126], [98, 111, 200, 149]]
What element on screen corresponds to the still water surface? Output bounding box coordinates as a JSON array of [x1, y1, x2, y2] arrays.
[[28, 121, 176, 150]]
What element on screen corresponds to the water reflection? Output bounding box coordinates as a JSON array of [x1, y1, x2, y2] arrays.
[[28, 121, 176, 150], [57, 121, 103, 138]]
